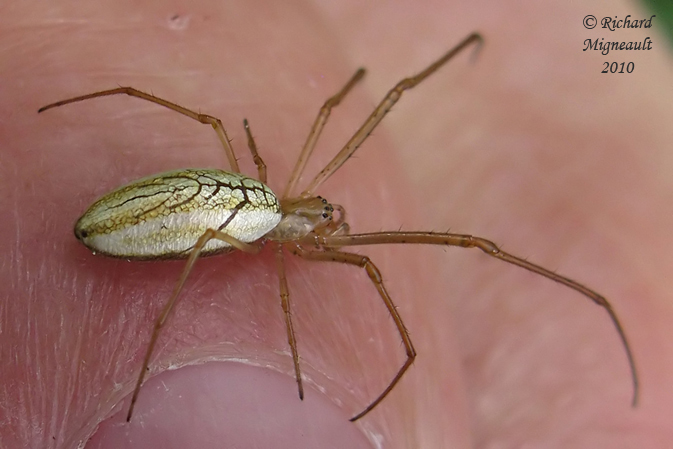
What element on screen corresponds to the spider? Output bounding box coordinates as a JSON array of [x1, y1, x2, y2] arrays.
[[38, 32, 637, 423]]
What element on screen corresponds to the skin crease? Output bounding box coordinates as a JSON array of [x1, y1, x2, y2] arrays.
[[2, 0, 673, 448]]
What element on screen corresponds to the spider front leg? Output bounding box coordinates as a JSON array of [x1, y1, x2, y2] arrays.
[[302, 32, 483, 195], [38, 87, 241, 173], [287, 243, 416, 422], [306, 231, 639, 407], [126, 228, 262, 422], [283, 68, 366, 199]]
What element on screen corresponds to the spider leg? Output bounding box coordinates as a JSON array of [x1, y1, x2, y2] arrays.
[[307, 231, 639, 407], [274, 244, 305, 401], [38, 87, 241, 173], [126, 228, 262, 422], [287, 243, 416, 422], [243, 118, 267, 183], [283, 68, 366, 199], [302, 32, 483, 195]]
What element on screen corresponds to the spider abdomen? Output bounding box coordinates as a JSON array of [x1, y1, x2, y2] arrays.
[[74, 168, 282, 259]]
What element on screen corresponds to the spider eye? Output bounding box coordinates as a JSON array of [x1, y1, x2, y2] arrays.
[[322, 212, 329, 218]]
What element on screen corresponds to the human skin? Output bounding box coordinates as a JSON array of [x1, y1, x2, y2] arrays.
[[2, 0, 673, 448]]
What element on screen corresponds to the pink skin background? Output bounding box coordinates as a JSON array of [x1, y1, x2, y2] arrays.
[[2, 0, 672, 448]]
